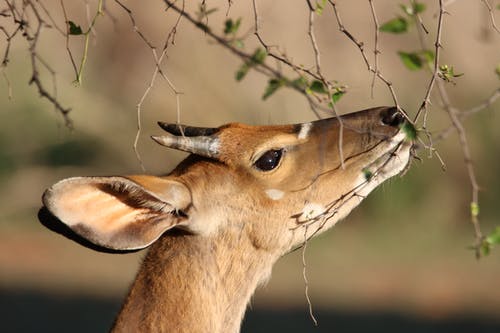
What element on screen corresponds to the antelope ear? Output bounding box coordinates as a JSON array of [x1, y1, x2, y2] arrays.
[[41, 176, 192, 250]]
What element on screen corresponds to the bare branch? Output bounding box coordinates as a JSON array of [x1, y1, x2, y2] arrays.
[[302, 226, 318, 327], [433, 88, 500, 143], [60, 0, 79, 77], [368, 0, 380, 98], [480, 0, 500, 34], [328, 0, 405, 118], [21, 0, 72, 127], [116, 0, 184, 170], [1, 66, 12, 99], [414, 0, 446, 124], [163, 0, 334, 118], [463, 87, 500, 116], [251, 0, 323, 82], [437, 81, 483, 257]]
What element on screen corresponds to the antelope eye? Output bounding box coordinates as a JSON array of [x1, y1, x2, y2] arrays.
[[254, 149, 283, 171]]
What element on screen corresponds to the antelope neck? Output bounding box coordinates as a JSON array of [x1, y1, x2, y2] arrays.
[[112, 230, 275, 333]]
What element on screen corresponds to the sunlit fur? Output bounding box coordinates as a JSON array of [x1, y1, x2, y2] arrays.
[[41, 107, 411, 333]]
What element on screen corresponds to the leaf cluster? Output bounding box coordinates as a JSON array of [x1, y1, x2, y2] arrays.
[[438, 64, 464, 85], [379, 2, 425, 34], [380, 2, 465, 84], [235, 48, 267, 81]]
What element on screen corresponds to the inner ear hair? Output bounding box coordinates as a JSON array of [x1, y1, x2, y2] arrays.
[[96, 181, 173, 212]]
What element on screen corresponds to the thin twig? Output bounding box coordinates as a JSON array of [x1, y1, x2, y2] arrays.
[[164, 0, 273, 77], [305, 0, 345, 168], [411, 0, 429, 34], [164, 0, 331, 116], [61, 0, 103, 85], [60, 0, 79, 77], [306, 1, 321, 75], [328, 0, 407, 120], [302, 226, 318, 326], [436, 81, 483, 257], [36, 0, 66, 35], [1, 21, 23, 65], [24, 0, 72, 127], [76, 0, 103, 85], [414, 0, 445, 124], [463, 87, 500, 116], [1, 67, 12, 99], [480, 0, 500, 33], [407, 0, 484, 254], [433, 88, 500, 143], [251, 0, 331, 106], [116, 0, 184, 170], [367, 0, 380, 98]]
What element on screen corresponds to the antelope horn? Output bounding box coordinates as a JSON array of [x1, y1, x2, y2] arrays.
[[152, 123, 220, 159], [158, 122, 219, 137]]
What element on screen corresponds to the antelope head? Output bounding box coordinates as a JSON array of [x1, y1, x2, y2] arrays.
[[41, 106, 411, 257], [39, 106, 413, 332]]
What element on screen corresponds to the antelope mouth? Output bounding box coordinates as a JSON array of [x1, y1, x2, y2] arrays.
[[357, 129, 413, 194], [290, 127, 412, 230]]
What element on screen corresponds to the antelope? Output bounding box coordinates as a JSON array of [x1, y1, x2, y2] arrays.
[[39, 106, 412, 333]]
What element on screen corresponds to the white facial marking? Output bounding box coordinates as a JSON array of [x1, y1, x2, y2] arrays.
[[354, 137, 411, 203], [298, 122, 312, 139], [298, 202, 325, 223], [265, 189, 285, 200], [390, 131, 406, 145]]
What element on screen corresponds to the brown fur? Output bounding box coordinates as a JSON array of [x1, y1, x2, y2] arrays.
[[40, 107, 412, 333]]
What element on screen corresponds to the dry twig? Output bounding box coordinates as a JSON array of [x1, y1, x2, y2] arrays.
[[480, 0, 500, 34], [115, 0, 184, 171]]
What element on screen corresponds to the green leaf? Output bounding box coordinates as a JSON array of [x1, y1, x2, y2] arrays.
[[398, 51, 423, 70], [197, 3, 218, 20], [235, 48, 267, 82], [400, 2, 426, 16], [235, 63, 249, 81], [400, 121, 417, 141], [309, 80, 328, 94], [362, 168, 373, 181], [292, 76, 308, 90], [262, 78, 285, 100], [414, 2, 426, 13], [481, 226, 500, 256], [204, 8, 218, 16], [470, 202, 480, 218], [315, 0, 327, 15], [326, 87, 345, 107], [224, 18, 241, 35], [251, 48, 267, 64], [224, 19, 233, 34], [438, 64, 464, 84], [380, 17, 408, 33], [481, 241, 491, 256], [233, 39, 245, 49], [330, 88, 345, 104], [486, 226, 500, 245], [495, 64, 500, 79], [68, 21, 83, 35], [421, 50, 435, 64]]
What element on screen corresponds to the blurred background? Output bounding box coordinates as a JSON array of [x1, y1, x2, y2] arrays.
[[0, 0, 499, 332]]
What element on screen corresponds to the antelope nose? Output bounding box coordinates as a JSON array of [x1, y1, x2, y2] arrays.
[[380, 107, 405, 127]]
